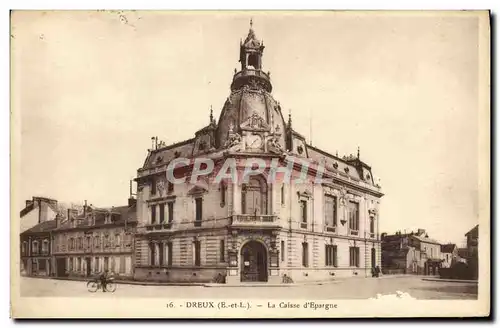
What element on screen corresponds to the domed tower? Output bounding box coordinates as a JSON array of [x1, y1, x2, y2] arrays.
[[216, 20, 287, 154]]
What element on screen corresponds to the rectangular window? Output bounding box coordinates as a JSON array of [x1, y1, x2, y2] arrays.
[[348, 201, 359, 232], [151, 177, 156, 195], [115, 233, 121, 247], [324, 195, 338, 228], [281, 185, 285, 205], [193, 241, 201, 267], [349, 246, 360, 267], [370, 218, 375, 234], [281, 240, 285, 262], [151, 205, 157, 224], [149, 243, 156, 266], [119, 256, 126, 274], [325, 245, 338, 267], [159, 242, 164, 266], [220, 183, 226, 204], [167, 181, 174, 194], [94, 257, 100, 272], [125, 233, 132, 247], [168, 202, 174, 223], [69, 257, 73, 271], [219, 240, 225, 262], [300, 200, 308, 223], [302, 242, 309, 267], [195, 198, 202, 227], [159, 203, 165, 223], [167, 242, 173, 266]]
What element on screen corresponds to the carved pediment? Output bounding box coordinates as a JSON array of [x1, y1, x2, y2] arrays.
[[241, 112, 270, 131]]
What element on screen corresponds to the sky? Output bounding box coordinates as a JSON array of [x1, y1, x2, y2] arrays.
[[12, 11, 483, 246]]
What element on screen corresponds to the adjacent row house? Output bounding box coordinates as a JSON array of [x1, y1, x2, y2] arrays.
[[19, 197, 137, 280], [381, 229, 446, 275]]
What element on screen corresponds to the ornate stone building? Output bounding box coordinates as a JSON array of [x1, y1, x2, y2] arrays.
[[133, 22, 384, 283]]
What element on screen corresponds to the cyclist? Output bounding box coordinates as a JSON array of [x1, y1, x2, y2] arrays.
[[98, 270, 109, 292]]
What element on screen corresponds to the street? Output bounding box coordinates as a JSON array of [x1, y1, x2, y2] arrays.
[[20, 276, 477, 300]]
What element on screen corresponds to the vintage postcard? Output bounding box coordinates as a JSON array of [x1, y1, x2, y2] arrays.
[[10, 10, 490, 318]]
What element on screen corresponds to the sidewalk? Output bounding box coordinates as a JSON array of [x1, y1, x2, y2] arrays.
[[422, 277, 478, 284]]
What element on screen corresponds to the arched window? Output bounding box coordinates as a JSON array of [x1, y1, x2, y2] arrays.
[[241, 176, 268, 215]]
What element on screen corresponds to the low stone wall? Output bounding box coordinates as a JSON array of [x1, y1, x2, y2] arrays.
[[134, 266, 227, 283]]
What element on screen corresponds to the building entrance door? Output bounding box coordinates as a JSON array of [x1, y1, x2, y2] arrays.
[[56, 258, 66, 277], [240, 241, 268, 282]]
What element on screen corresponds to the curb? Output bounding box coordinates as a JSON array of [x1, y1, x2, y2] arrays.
[[24, 275, 341, 287], [422, 278, 478, 284], [203, 281, 341, 287]]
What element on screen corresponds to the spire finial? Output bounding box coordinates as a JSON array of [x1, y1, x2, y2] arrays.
[[288, 109, 292, 128], [209, 105, 213, 123], [250, 18, 253, 29], [357, 146, 360, 159]]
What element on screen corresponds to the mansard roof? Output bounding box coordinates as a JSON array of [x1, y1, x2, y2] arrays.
[[21, 220, 57, 235]]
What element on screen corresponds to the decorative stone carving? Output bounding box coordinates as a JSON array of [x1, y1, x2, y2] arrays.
[[338, 187, 347, 206], [333, 162, 339, 169], [240, 112, 270, 131], [297, 145, 304, 155], [267, 136, 283, 154], [344, 167, 350, 173], [223, 123, 242, 151], [368, 208, 378, 218], [156, 179, 166, 196]]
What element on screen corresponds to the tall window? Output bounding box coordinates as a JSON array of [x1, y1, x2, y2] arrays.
[[149, 242, 156, 266], [242, 176, 268, 215], [370, 218, 375, 234], [193, 241, 201, 267], [42, 240, 49, 254], [349, 246, 360, 267], [158, 242, 164, 266], [151, 177, 157, 195], [348, 201, 359, 232], [281, 240, 285, 262], [119, 256, 126, 274], [281, 184, 285, 205], [167, 242, 173, 266], [300, 200, 308, 228], [115, 234, 121, 247], [302, 242, 309, 267], [94, 257, 100, 272], [220, 182, 226, 205], [324, 195, 337, 228], [325, 245, 338, 267], [168, 203, 174, 223], [151, 205, 157, 224], [371, 247, 376, 268], [22, 241, 27, 255], [195, 198, 202, 227], [219, 240, 225, 262], [159, 203, 165, 223]]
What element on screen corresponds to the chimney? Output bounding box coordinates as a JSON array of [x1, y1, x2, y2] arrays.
[[84, 200, 87, 216], [417, 228, 425, 236], [26, 200, 33, 208], [55, 213, 61, 228]]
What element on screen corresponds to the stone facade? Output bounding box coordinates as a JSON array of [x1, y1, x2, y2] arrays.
[[133, 22, 384, 284], [51, 202, 137, 279], [20, 220, 57, 277]]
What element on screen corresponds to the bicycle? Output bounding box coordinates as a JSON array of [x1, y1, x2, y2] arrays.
[[87, 277, 117, 293]]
